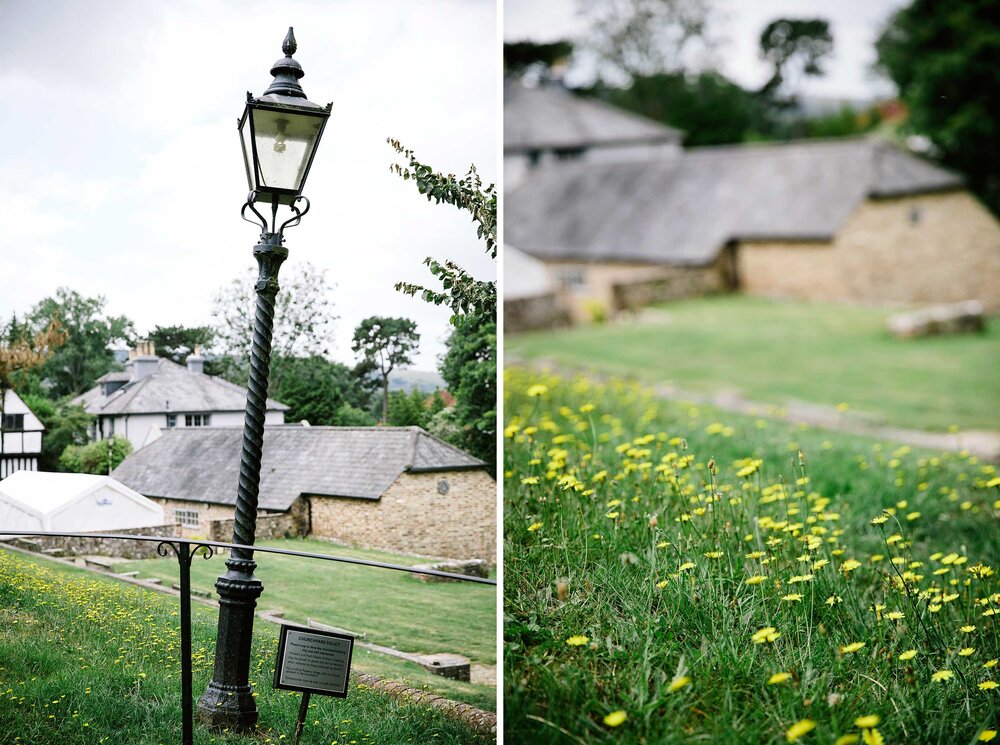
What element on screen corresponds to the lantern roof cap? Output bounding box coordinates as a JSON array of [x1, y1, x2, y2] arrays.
[[263, 27, 307, 99]]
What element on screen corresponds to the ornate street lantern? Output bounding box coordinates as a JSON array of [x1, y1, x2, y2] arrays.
[[238, 28, 330, 209], [198, 27, 330, 733]]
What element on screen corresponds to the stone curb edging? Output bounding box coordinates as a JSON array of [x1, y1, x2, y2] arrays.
[[354, 672, 497, 735]]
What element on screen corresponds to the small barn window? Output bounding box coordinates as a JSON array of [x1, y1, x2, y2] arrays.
[[184, 414, 211, 427], [166, 414, 177, 428], [174, 509, 199, 528]]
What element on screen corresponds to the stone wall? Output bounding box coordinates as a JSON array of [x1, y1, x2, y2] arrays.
[[309, 469, 497, 563], [738, 191, 1000, 311], [152, 498, 245, 538], [540, 259, 727, 320], [208, 498, 309, 542], [504, 292, 572, 333], [6, 524, 179, 559]]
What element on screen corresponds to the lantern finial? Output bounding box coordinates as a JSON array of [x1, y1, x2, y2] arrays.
[[263, 27, 306, 98]]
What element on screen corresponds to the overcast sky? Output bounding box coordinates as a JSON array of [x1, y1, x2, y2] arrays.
[[0, 0, 497, 370], [505, 0, 907, 99]]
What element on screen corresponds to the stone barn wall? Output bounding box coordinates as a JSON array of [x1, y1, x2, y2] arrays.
[[738, 191, 1000, 311], [308, 469, 496, 563]]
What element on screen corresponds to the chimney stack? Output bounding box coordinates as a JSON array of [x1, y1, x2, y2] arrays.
[[186, 345, 206, 375], [130, 340, 159, 382]]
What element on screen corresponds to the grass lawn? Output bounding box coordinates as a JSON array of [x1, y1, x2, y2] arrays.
[[503, 367, 999, 744], [506, 296, 1000, 432], [114, 538, 497, 706], [0, 550, 492, 745]]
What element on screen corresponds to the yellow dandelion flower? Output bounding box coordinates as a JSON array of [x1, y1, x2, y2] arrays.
[[836, 736, 860, 745], [521, 476, 539, 485], [678, 561, 696, 572], [826, 595, 844, 606], [870, 515, 889, 525], [960, 625, 977, 633], [841, 559, 862, 573], [526, 384, 548, 397], [704, 551, 724, 559], [603, 710, 627, 727], [898, 649, 917, 661], [786, 719, 816, 742], [527, 522, 543, 532], [978, 681, 998, 691], [979, 731, 997, 742], [752, 626, 781, 644], [840, 642, 865, 654], [854, 715, 879, 728], [931, 669, 954, 682], [984, 659, 998, 668], [668, 676, 691, 692], [747, 575, 767, 585], [565, 635, 589, 646], [886, 611, 905, 621], [768, 672, 792, 685], [656, 541, 670, 548], [959, 648, 975, 657], [783, 593, 804, 602], [656, 580, 668, 589], [606, 511, 619, 519], [862, 728, 885, 745]]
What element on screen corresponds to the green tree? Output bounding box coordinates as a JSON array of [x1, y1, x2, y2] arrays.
[[59, 435, 131, 475], [386, 387, 432, 428], [389, 141, 496, 471], [504, 40, 575, 79], [20, 396, 93, 472], [758, 18, 833, 102], [211, 261, 338, 389], [22, 289, 134, 398], [578, 0, 712, 81], [592, 70, 757, 145], [270, 355, 375, 426], [148, 325, 215, 365], [876, 0, 1000, 214], [351, 317, 419, 424], [440, 314, 496, 472]]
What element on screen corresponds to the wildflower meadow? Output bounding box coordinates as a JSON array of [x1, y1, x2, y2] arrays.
[[503, 368, 998, 744]]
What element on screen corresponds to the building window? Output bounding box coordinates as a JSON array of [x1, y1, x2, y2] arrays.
[[184, 414, 211, 427], [174, 509, 199, 528], [554, 147, 584, 160], [2, 414, 24, 431], [166, 414, 177, 428], [557, 269, 587, 292]]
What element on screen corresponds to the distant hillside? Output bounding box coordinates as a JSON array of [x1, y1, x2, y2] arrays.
[[388, 369, 446, 394]]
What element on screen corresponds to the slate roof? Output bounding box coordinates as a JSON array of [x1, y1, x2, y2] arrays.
[[504, 80, 682, 154], [506, 137, 963, 265], [111, 426, 488, 511], [73, 358, 288, 415]]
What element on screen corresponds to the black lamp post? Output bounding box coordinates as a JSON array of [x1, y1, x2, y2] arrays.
[[197, 27, 330, 731]]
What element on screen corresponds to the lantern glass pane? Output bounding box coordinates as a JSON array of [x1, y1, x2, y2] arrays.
[[250, 108, 323, 193], [238, 115, 255, 192]]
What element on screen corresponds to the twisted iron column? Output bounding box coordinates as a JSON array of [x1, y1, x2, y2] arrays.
[[197, 232, 287, 730]]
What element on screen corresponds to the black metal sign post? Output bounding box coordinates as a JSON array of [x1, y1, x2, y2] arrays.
[[272, 624, 354, 745]]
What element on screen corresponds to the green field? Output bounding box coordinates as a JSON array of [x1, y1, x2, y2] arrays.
[[503, 367, 999, 744], [506, 296, 1000, 432], [0, 550, 492, 745]]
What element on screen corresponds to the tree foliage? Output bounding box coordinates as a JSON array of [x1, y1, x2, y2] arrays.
[[386, 388, 447, 429], [578, 0, 712, 81], [876, 0, 1000, 214], [389, 141, 496, 470], [211, 261, 338, 388], [21, 395, 93, 471], [389, 140, 497, 319], [269, 355, 375, 427], [351, 317, 419, 424], [758, 18, 833, 102], [592, 70, 756, 146], [148, 325, 215, 365], [440, 314, 496, 473], [504, 40, 575, 79], [59, 434, 131, 475], [19, 289, 134, 399]]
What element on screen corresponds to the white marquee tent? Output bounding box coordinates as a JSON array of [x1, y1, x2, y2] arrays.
[[0, 471, 165, 534]]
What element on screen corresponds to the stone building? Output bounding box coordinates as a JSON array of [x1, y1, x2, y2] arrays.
[[72, 341, 287, 451], [111, 426, 496, 563], [506, 136, 1000, 315]]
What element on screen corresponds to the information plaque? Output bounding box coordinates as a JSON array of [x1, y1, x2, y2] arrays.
[[273, 625, 354, 698]]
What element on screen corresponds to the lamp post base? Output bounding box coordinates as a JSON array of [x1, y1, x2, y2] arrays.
[[196, 562, 264, 732]]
